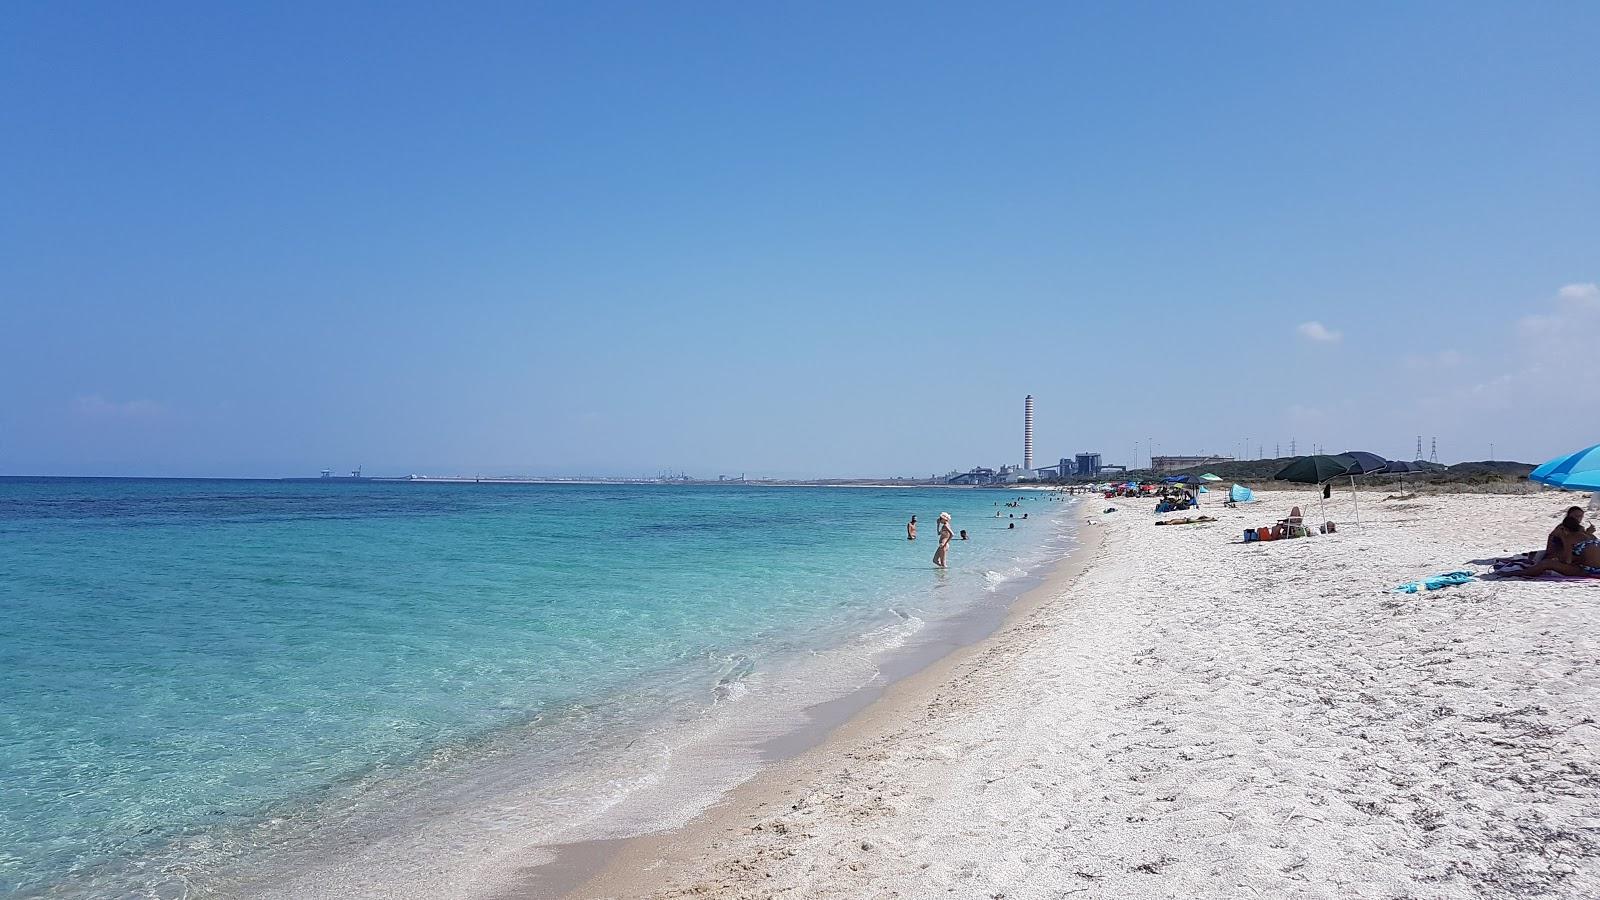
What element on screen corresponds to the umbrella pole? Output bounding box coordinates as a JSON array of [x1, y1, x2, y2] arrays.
[[1349, 475, 1361, 527]]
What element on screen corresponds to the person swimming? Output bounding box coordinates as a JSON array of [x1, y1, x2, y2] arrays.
[[959, 529, 968, 540], [1008, 522, 1015, 529]]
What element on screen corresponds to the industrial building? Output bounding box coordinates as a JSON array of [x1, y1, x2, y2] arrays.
[[1151, 454, 1234, 473], [946, 396, 1126, 484], [1075, 452, 1102, 477], [1023, 395, 1034, 471]]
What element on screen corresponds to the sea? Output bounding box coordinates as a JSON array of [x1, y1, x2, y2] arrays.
[[0, 478, 1077, 898]]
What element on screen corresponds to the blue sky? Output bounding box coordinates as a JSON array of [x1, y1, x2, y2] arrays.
[[3, 2, 1597, 477]]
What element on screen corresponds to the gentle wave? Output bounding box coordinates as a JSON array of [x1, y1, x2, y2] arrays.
[[0, 480, 1078, 898]]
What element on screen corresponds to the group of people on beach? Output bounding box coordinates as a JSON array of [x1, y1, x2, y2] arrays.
[[906, 496, 1033, 569]]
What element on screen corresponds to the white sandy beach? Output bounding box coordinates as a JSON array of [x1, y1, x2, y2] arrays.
[[567, 489, 1600, 899]]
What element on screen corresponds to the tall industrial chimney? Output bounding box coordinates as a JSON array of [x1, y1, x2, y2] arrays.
[[1023, 395, 1034, 470]]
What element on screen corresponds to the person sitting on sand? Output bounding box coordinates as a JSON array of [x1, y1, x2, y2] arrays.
[[1506, 524, 1600, 578], [933, 513, 953, 568], [907, 515, 917, 541], [1503, 507, 1598, 571], [1545, 506, 1594, 561]]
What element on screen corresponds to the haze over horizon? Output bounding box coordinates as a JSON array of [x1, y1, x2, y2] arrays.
[[4, 3, 1597, 479]]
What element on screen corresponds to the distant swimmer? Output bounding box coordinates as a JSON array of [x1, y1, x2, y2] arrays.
[[1022, 513, 1028, 519], [907, 515, 917, 540], [934, 513, 953, 568], [1008, 522, 1016, 529], [959, 529, 968, 540]]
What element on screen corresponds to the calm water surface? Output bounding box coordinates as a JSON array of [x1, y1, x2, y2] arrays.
[[0, 478, 1072, 896]]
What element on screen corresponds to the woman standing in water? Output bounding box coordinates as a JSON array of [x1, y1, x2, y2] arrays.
[[933, 512, 953, 568], [907, 515, 917, 541]]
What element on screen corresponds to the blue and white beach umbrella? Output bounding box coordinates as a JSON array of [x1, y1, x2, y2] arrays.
[[1530, 443, 1600, 491]]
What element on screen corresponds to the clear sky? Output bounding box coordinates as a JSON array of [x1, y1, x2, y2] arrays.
[[3, 2, 1597, 478]]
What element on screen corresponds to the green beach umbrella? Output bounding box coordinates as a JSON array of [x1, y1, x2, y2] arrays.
[[1274, 454, 1360, 528], [1273, 455, 1356, 484], [1199, 473, 1222, 482]]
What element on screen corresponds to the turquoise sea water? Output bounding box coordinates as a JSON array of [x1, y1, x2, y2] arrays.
[[0, 478, 1073, 897]]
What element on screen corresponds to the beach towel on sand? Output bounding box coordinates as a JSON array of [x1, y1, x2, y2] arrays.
[[1392, 571, 1474, 593]]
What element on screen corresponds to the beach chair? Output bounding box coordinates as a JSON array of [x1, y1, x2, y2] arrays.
[[1276, 506, 1311, 539]]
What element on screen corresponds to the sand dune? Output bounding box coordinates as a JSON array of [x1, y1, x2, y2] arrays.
[[570, 491, 1600, 899]]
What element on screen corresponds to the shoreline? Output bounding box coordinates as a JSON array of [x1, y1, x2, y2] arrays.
[[551, 490, 1600, 899], [186, 490, 1082, 900], [545, 501, 1109, 899]]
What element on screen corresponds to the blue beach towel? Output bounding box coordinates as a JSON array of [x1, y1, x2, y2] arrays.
[[1392, 571, 1474, 594]]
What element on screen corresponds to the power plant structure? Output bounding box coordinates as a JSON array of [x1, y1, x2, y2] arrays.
[[950, 392, 1135, 483], [1023, 395, 1035, 470]]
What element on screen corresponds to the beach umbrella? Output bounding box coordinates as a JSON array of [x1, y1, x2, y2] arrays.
[[1274, 455, 1355, 484], [1275, 454, 1357, 528], [1164, 475, 1202, 486], [1381, 459, 1426, 492], [1530, 443, 1600, 488], [1335, 451, 1389, 526], [1338, 451, 1390, 475], [1199, 473, 1222, 482], [1557, 470, 1600, 491]]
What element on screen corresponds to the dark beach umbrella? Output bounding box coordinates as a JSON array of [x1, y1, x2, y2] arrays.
[[1334, 451, 1389, 526], [1275, 454, 1361, 527], [1381, 459, 1427, 495], [1163, 475, 1202, 486], [1274, 455, 1356, 484], [1338, 451, 1390, 475]]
